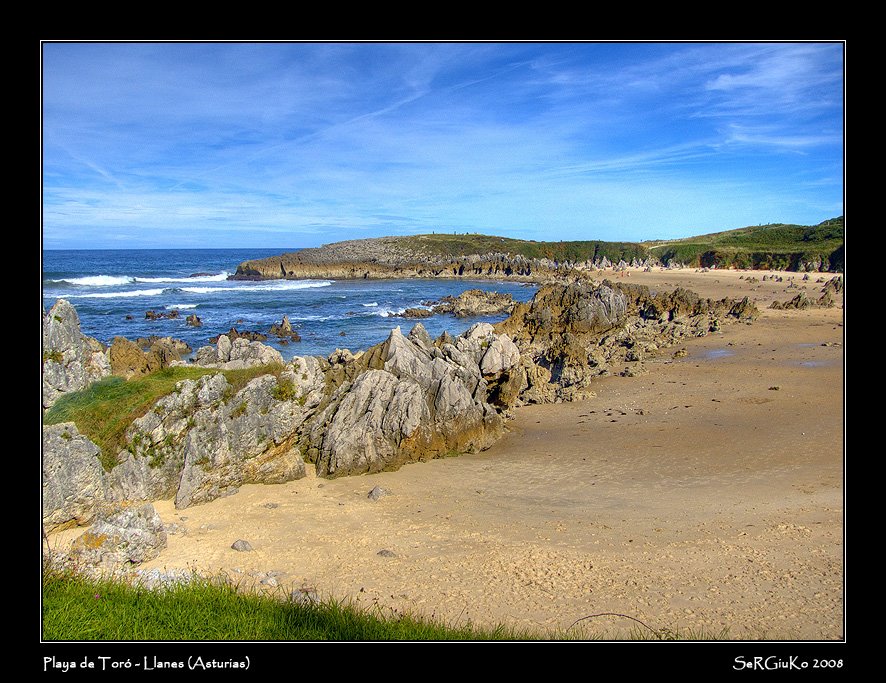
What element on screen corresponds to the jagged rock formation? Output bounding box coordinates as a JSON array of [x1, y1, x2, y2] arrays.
[[109, 367, 315, 508], [42, 299, 111, 409], [770, 293, 815, 310], [269, 315, 301, 341], [398, 307, 433, 318], [42, 320, 524, 524], [304, 323, 516, 478], [43, 281, 760, 534], [496, 280, 758, 403]]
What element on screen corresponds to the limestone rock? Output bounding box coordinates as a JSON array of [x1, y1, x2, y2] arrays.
[[314, 369, 430, 477], [145, 309, 179, 320], [308, 323, 510, 478], [770, 293, 814, 310], [368, 485, 391, 500], [70, 502, 167, 568], [194, 335, 284, 369], [479, 334, 521, 376], [494, 280, 758, 404], [106, 369, 311, 509], [407, 322, 434, 349], [109, 337, 159, 378], [42, 423, 109, 532], [42, 299, 111, 409]]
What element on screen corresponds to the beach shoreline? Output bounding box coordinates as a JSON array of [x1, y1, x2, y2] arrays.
[[45, 267, 845, 639]]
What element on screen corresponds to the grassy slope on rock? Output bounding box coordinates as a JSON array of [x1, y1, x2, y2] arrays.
[[43, 365, 284, 471], [646, 217, 844, 269]]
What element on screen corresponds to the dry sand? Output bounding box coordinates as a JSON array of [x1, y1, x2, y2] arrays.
[[54, 268, 846, 640]]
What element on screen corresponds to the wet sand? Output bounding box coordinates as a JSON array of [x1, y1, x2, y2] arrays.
[[51, 268, 846, 640]]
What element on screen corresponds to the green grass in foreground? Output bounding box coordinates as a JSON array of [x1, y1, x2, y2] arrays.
[[42, 568, 531, 641], [43, 364, 284, 471], [42, 568, 731, 641]]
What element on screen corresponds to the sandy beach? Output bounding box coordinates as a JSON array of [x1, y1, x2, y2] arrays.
[[50, 268, 845, 640]]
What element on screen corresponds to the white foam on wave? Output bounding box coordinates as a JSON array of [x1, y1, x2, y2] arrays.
[[375, 307, 407, 318], [66, 288, 166, 299], [135, 272, 231, 284], [181, 280, 333, 295], [375, 303, 432, 318], [362, 302, 378, 307], [56, 275, 135, 287], [166, 304, 198, 310], [297, 314, 335, 321]]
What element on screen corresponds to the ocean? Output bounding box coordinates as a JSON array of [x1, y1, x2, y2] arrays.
[[41, 249, 538, 360]]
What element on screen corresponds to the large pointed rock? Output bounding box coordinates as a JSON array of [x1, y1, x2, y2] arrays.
[[42, 299, 111, 409]]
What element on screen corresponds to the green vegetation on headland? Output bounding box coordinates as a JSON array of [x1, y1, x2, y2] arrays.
[[41, 566, 729, 641], [405, 217, 844, 270], [233, 217, 844, 279], [43, 365, 285, 471], [645, 216, 844, 271]]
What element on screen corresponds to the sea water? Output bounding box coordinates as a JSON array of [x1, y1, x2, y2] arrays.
[[42, 249, 537, 360]]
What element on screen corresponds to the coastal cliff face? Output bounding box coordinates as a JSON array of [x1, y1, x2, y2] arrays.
[[42, 280, 758, 555]]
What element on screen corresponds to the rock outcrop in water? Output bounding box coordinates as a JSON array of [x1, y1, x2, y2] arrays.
[[430, 289, 516, 317]]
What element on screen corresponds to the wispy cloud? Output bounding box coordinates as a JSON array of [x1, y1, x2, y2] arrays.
[[41, 42, 844, 249]]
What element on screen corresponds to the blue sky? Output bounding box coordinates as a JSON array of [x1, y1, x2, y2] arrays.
[[42, 41, 844, 250]]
